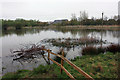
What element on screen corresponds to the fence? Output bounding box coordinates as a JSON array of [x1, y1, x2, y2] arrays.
[[41, 47, 94, 80]]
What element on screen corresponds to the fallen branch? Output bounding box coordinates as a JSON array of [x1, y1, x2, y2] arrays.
[[11, 44, 50, 64]]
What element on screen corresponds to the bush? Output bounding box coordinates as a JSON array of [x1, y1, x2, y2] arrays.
[[82, 44, 120, 55], [97, 47, 106, 54], [15, 22, 22, 30], [106, 44, 120, 53], [32, 65, 49, 74], [16, 70, 30, 73], [82, 46, 98, 55]]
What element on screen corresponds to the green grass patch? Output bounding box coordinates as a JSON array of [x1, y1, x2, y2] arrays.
[[2, 70, 31, 80], [2, 52, 119, 79]]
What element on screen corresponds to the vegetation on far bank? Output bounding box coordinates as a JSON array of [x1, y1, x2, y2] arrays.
[[2, 11, 120, 30], [2, 52, 119, 79], [2, 18, 119, 30], [2, 19, 49, 30], [53, 11, 119, 26]]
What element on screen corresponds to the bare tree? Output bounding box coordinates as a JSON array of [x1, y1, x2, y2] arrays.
[[103, 16, 108, 21], [113, 15, 118, 21], [78, 11, 88, 21], [71, 13, 77, 21]]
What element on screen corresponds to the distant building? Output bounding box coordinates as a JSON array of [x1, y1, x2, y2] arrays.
[[53, 19, 68, 24]]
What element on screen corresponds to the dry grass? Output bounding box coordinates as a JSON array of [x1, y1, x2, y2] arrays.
[[55, 25, 120, 30]]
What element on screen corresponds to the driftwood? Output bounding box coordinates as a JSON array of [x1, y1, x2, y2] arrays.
[[11, 44, 50, 64]]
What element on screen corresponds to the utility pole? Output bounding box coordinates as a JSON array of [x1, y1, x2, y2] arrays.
[[118, 1, 120, 25], [102, 12, 104, 26]]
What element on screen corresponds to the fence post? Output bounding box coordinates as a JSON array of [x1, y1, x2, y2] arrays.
[[48, 49, 50, 65], [60, 49, 64, 74]]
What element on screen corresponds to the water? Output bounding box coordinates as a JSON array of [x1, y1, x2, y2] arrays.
[[1, 28, 120, 75]]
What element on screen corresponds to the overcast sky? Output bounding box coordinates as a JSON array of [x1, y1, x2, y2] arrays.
[[0, 0, 120, 21]]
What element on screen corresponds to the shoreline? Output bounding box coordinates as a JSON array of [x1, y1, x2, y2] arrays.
[[48, 25, 120, 30], [2, 25, 120, 31]]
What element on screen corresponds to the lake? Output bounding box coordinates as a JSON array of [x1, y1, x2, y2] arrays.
[[1, 27, 120, 75]]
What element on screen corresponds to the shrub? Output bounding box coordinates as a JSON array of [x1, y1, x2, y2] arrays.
[[97, 47, 106, 54], [107, 44, 120, 53], [32, 65, 49, 74], [54, 51, 66, 63], [82, 46, 98, 55], [82, 44, 120, 55], [16, 70, 30, 73]]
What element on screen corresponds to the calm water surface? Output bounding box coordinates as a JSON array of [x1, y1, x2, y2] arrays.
[[1, 28, 120, 75]]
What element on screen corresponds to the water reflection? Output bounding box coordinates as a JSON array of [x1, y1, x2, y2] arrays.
[[1, 28, 49, 37], [1, 28, 120, 39]]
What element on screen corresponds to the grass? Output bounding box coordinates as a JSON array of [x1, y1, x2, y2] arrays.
[[2, 70, 31, 80], [71, 52, 119, 78], [55, 25, 120, 31], [2, 52, 119, 79]]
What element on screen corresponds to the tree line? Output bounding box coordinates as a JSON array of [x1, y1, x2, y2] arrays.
[[2, 11, 119, 30], [2, 19, 49, 30], [54, 11, 119, 26]]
